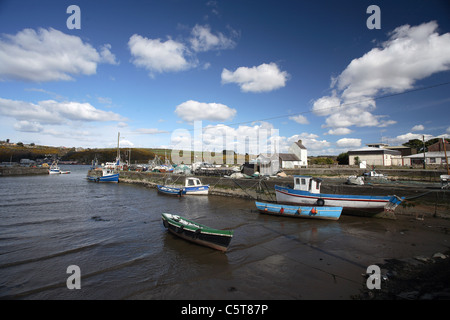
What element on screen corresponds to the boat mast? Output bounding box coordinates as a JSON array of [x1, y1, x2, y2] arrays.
[[117, 132, 120, 163]]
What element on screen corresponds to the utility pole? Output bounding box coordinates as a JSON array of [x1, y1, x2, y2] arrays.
[[443, 138, 449, 175], [422, 135, 426, 169]]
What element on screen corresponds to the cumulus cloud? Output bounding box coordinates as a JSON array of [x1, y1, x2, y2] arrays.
[[411, 124, 425, 131], [174, 100, 236, 123], [221, 63, 289, 93], [0, 97, 126, 126], [336, 138, 361, 148], [325, 127, 352, 135], [312, 21, 450, 130], [289, 114, 309, 125], [128, 34, 195, 76], [0, 28, 117, 82], [189, 24, 237, 52]]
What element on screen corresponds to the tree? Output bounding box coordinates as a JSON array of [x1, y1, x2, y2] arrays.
[[336, 152, 349, 165]]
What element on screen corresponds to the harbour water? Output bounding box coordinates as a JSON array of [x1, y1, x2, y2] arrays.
[[1, 165, 449, 300]]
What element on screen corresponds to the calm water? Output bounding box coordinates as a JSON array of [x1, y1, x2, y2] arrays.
[[2, 166, 447, 300]]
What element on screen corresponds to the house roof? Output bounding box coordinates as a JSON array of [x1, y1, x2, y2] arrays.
[[293, 141, 307, 149], [403, 151, 448, 158], [348, 147, 401, 155], [279, 153, 300, 161]]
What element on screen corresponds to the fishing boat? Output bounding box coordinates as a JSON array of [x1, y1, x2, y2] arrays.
[[275, 175, 404, 213], [48, 161, 61, 174], [183, 177, 209, 195], [255, 201, 342, 220], [87, 167, 119, 182], [161, 213, 233, 252]]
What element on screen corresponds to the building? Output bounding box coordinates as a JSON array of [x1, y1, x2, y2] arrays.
[[403, 151, 448, 166], [428, 139, 450, 152], [288, 139, 308, 167], [278, 153, 301, 169], [348, 146, 402, 167]]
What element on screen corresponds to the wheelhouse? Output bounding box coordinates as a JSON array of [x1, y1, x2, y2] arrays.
[[293, 175, 322, 194]]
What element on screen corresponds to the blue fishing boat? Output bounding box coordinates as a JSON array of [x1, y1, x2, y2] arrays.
[[275, 175, 404, 213], [157, 184, 186, 196], [87, 168, 119, 182], [255, 201, 342, 220], [183, 177, 209, 195]]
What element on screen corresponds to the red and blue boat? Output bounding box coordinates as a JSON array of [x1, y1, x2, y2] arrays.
[[275, 176, 403, 214]]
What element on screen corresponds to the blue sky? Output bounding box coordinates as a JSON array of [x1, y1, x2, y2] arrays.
[[0, 0, 450, 156]]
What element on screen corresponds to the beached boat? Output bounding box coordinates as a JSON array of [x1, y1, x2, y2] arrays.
[[161, 213, 233, 252], [87, 167, 119, 182], [183, 177, 209, 195], [48, 161, 61, 174], [157, 184, 185, 196], [275, 175, 403, 213], [255, 201, 342, 220]]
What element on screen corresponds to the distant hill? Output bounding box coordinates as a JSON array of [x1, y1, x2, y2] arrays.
[[0, 143, 163, 164]]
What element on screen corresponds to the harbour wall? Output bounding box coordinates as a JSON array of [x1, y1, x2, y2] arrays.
[[0, 166, 48, 176], [118, 171, 450, 219]]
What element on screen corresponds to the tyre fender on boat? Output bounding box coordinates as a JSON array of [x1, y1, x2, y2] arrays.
[[176, 225, 184, 233], [316, 198, 325, 206]]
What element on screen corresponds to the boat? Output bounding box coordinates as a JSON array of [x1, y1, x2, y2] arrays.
[[60, 170, 71, 174], [157, 184, 185, 196], [255, 201, 342, 220], [183, 177, 209, 195], [87, 167, 119, 182], [48, 161, 61, 174], [161, 213, 233, 252], [275, 175, 404, 213]]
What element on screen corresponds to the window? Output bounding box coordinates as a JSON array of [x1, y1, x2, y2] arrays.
[[301, 178, 306, 185]]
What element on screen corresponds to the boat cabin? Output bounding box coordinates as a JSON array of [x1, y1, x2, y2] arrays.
[[185, 177, 204, 187], [292, 175, 322, 194]]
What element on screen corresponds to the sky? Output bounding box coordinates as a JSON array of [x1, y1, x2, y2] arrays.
[[0, 0, 450, 158]]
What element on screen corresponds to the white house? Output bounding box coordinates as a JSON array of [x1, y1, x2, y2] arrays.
[[288, 140, 308, 167]]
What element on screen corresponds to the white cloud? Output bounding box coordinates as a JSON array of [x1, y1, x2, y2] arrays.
[[189, 24, 237, 52], [128, 34, 195, 76], [174, 100, 236, 122], [0, 97, 126, 126], [388, 132, 433, 145], [336, 138, 361, 148], [411, 124, 424, 131], [0, 28, 117, 82], [289, 114, 309, 125], [135, 128, 168, 134], [221, 63, 289, 93], [312, 21, 450, 129], [325, 127, 352, 135], [13, 120, 43, 133]]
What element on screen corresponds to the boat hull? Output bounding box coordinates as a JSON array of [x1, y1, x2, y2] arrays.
[[184, 185, 210, 195], [275, 185, 403, 213], [255, 201, 342, 220], [87, 173, 119, 182], [161, 213, 233, 252], [157, 185, 186, 196]]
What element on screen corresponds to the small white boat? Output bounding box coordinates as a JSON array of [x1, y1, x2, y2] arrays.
[[48, 161, 61, 174], [183, 177, 209, 195]]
